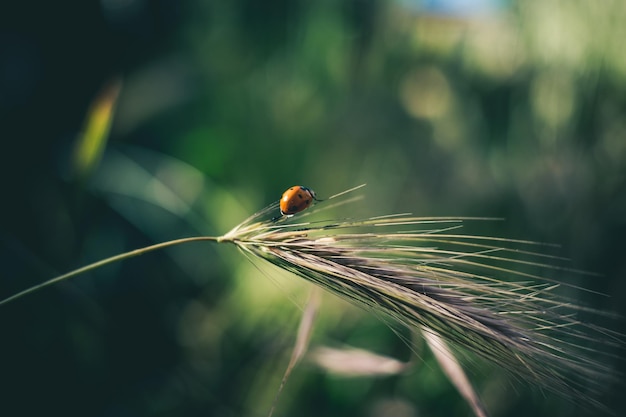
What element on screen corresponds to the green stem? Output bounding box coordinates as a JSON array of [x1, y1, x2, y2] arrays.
[[0, 236, 220, 307]]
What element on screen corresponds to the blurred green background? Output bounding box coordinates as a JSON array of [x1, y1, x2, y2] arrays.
[[1, 0, 625, 416]]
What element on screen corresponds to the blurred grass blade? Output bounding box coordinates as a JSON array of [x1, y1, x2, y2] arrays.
[[72, 77, 122, 178], [423, 327, 489, 417], [310, 346, 412, 377], [269, 287, 321, 417], [291, 288, 322, 368]]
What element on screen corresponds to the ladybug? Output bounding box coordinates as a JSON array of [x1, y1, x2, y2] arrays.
[[280, 185, 318, 216]]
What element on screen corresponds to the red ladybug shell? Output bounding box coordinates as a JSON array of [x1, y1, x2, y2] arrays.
[[280, 186, 316, 215]]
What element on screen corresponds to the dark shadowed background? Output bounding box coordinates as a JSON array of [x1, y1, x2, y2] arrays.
[[1, 1, 625, 416]]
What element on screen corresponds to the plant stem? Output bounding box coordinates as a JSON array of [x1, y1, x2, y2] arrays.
[[0, 236, 220, 307]]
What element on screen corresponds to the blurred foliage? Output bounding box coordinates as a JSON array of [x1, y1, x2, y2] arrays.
[[1, 0, 625, 416]]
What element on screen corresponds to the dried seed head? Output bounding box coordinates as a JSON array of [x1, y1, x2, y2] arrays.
[[220, 185, 623, 412]]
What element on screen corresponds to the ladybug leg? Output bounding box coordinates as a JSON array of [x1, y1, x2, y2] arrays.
[[310, 191, 321, 202], [272, 213, 293, 222]]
